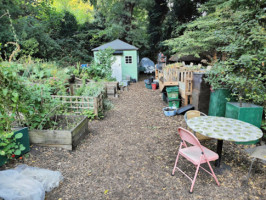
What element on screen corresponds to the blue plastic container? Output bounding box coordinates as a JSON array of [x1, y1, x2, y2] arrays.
[[163, 107, 177, 116]]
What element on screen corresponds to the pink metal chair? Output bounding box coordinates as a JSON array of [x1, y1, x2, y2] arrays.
[[172, 127, 220, 193]]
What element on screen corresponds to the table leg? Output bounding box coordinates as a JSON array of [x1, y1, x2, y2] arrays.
[[215, 140, 223, 167]]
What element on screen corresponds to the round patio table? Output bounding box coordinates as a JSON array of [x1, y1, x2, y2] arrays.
[[187, 116, 263, 167]]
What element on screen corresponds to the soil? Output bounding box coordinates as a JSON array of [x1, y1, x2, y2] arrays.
[[164, 108, 176, 111], [3, 74, 266, 199]]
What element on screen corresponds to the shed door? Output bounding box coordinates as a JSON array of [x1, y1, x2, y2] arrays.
[[111, 56, 122, 82]]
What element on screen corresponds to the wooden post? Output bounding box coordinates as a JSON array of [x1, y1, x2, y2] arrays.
[[70, 84, 74, 96], [94, 97, 98, 116]]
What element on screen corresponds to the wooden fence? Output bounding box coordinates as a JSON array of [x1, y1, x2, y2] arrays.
[[51, 93, 103, 116]]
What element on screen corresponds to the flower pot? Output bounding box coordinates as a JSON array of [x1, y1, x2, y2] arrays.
[[225, 102, 263, 144], [225, 102, 263, 128], [208, 88, 231, 117], [13, 127, 30, 155], [0, 127, 30, 167], [0, 155, 7, 167]]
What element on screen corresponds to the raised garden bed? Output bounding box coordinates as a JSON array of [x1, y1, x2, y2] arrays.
[[105, 82, 119, 97], [29, 115, 88, 150]]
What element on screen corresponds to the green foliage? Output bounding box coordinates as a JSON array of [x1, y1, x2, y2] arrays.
[[165, 0, 266, 107], [0, 63, 28, 130], [204, 65, 229, 90], [78, 82, 105, 97], [103, 99, 114, 111], [94, 0, 149, 55], [0, 61, 65, 130], [0, 131, 25, 162], [52, 0, 94, 24], [83, 48, 115, 80], [147, 0, 169, 57], [82, 110, 96, 120]]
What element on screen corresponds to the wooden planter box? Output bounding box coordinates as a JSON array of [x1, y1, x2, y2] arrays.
[[29, 115, 88, 150], [105, 82, 119, 97]]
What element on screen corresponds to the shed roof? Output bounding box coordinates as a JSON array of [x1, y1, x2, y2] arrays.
[[92, 39, 138, 51]]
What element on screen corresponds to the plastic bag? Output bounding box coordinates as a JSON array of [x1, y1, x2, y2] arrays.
[[0, 165, 63, 200], [0, 169, 45, 200], [16, 165, 64, 192], [140, 57, 155, 73]]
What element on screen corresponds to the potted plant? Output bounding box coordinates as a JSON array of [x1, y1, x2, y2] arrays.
[[205, 64, 232, 117], [0, 64, 30, 166], [222, 55, 264, 128], [0, 131, 26, 166]]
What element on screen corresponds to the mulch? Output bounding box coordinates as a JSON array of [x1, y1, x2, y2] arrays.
[[3, 74, 265, 200]]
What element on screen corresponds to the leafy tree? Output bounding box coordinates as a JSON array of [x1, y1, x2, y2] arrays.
[[165, 0, 266, 106], [52, 0, 94, 24], [59, 11, 78, 37], [92, 0, 150, 55], [146, 0, 207, 59], [147, 0, 169, 58]]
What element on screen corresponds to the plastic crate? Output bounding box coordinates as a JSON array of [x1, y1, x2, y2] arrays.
[[169, 99, 180, 108], [166, 86, 179, 100]]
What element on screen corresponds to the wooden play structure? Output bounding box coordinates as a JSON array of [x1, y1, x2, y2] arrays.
[[158, 62, 203, 106]]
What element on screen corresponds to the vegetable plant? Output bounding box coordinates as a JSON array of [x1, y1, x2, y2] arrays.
[[0, 131, 25, 161]]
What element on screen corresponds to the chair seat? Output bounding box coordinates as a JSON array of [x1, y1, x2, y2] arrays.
[[180, 146, 219, 165]]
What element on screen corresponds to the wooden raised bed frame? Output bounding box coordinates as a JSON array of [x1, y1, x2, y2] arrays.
[[29, 115, 88, 150], [51, 93, 103, 116]]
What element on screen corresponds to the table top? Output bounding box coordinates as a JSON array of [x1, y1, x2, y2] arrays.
[[187, 116, 263, 142]]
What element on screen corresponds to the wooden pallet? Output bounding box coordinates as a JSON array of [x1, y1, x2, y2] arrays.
[[158, 62, 202, 106]]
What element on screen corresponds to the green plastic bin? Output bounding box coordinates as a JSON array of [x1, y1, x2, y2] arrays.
[[166, 86, 179, 100], [169, 99, 181, 108], [208, 88, 231, 117]]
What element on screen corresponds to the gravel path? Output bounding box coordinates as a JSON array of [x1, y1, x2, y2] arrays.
[[8, 75, 265, 199]]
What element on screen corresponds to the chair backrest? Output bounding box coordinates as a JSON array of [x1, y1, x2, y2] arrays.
[[186, 110, 200, 120], [178, 127, 203, 149]]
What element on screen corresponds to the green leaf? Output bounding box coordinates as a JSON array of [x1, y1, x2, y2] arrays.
[[2, 89, 8, 96], [14, 133, 23, 139], [20, 144, 26, 151], [14, 149, 21, 155]]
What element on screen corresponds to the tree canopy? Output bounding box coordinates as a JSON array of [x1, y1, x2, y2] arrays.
[[0, 0, 210, 63]]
